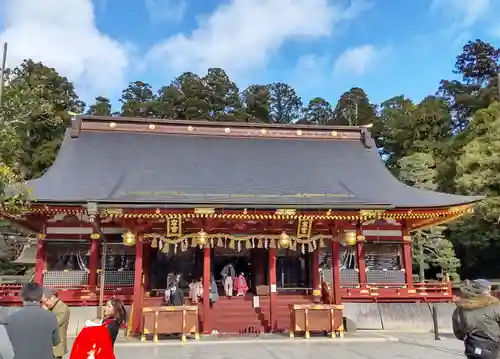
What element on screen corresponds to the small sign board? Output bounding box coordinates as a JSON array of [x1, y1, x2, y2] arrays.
[[253, 296, 260, 308], [270, 284, 277, 293]]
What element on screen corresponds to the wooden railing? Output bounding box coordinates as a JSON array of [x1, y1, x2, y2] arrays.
[[321, 280, 453, 303], [0, 284, 134, 305]]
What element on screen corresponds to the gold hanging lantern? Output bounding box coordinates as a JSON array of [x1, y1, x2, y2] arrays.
[[195, 230, 208, 246], [122, 231, 136, 246], [343, 230, 357, 246], [279, 231, 291, 247]]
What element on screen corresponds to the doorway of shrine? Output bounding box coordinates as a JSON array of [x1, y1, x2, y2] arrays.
[[148, 248, 203, 296], [212, 247, 253, 295]]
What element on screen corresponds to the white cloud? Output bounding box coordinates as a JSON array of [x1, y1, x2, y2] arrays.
[[146, 0, 373, 77], [144, 0, 187, 23], [431, 0, 490, 27], [292, 54, 329, 86], [333, 45, 389, 76], [0, 0, 130, 97]]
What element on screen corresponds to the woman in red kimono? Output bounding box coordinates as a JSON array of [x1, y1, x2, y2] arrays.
[[69, 299, 126, 359], [234, 272, 249, 296]]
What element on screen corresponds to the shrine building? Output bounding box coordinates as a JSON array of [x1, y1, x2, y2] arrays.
[[0, 116, 481, 335]]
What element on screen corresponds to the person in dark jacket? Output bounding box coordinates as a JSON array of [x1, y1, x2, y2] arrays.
[[452, 279, 500, 357], [166, 275, 184, 306], [3, 283, 59, 359]]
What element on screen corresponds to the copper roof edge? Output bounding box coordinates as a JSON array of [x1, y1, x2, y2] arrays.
[[71, 115, 370, 143], [77, 115, 366, 131]]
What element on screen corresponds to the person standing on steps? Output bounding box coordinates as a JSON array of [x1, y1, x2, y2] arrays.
[[3, 282, 59, 359], [453, 279, 500, 359], [221, 262, 235, 297]]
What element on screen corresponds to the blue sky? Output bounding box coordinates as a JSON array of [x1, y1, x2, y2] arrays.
[[1, 0, 499, 109]]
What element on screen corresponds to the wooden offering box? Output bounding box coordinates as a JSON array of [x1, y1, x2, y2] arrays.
[[141, 305, 199, 342], [289, 304, 344, 339]]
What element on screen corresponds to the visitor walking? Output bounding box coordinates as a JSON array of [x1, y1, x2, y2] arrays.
[[452, 279, 500, 359], [221, 263, 235, 296], [42, 288, 70, 359], [3, 282, 59, 359], [0, 323, 14, 359]]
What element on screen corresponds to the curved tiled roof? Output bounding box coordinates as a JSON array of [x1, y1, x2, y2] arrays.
[[26, 117, 483, 209]]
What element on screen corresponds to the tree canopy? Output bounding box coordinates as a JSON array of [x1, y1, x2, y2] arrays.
[[1, 39, 500, 278]]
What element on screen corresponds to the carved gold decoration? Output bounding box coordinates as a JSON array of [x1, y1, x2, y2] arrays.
[[166, 216, 182, 237], [194, 208, 215, 215], [90, 233, 101, 240], [359, 210, 385, 220], [122, 231, 136, 246], [275, 208, 296, 216], [297, 217, 313, 239], [100, 208, 123, 217]]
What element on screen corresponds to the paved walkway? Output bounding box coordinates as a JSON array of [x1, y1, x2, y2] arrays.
[[67, 332, 465, 358], [104, 332, 465, 359], [112, 339, 464, 359]]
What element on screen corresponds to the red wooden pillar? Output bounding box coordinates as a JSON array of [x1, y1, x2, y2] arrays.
[[356, 224, 367, 288], [268, 247, 277, 331], [131, 235, 144, 335], [331, 240, 342, 305], [88, 238, 100, 287], [143, 244, 151, 291], [34, 232, 47, 284], [312, 249, 320, 301], [402, 229, 413, 289], [202, 246, 211, 334], [256, 249, 265, 286]]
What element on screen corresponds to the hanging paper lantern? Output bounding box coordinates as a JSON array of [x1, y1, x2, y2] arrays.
[[195, 230, 208, 246], [279, 231, 291, 247], [122, 231, 136, 246], [343, 230, 357, 246]]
